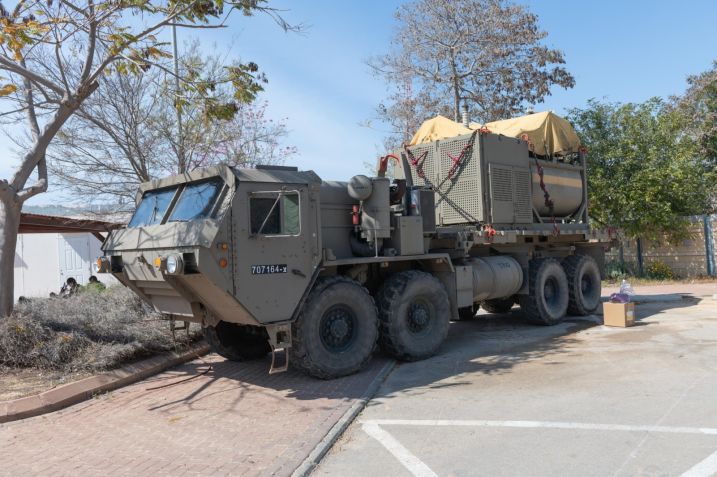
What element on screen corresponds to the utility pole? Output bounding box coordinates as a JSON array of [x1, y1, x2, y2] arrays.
[[171, 23, 186, 173]]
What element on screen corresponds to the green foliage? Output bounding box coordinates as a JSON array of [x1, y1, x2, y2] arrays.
[[568, 98, 715, 241], [644, 260, 675, 280], [605, 260, 633, 281], [0, 1, 273, 120], [676, 61, 717, 171]]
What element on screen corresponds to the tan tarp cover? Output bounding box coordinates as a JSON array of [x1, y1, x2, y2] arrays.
[[409, 115, 479, 146], [409, 111, 580, 157], [484, 111, 580, 156]]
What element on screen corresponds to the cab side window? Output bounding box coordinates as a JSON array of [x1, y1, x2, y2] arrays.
[[250, 192, 300, 235]]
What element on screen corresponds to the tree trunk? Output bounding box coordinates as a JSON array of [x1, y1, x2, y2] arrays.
[[0, 195, 21, 317], [450, 50, 461, 123]]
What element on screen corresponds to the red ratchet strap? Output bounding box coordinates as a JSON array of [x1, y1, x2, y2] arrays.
[[533, 157, 560, 236], [446, 130, 478, 179], [484, 225, 497, 242], [403, 146, 428, 179], [378, 154, 400, 177]]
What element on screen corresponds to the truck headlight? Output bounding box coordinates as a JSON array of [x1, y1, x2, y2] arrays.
[[166, 254, 183, 274]]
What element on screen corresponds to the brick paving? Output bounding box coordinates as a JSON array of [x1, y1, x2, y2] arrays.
[[0, 354, 389, 477]]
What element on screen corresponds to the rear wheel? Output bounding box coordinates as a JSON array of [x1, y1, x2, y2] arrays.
[[376, 271, 450, 361], [204, 321, 271, 361], [519, 258, 569, 326], [481, 297, 515, 314], [291, 276, 378, 379], [563, 255, 601, 315]]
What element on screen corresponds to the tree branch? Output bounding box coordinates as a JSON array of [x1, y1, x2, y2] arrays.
[[0, 55, 65, 96], [79, 0, 96, 83]]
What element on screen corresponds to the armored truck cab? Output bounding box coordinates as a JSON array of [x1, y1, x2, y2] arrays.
[[102, 165, 325, 335]]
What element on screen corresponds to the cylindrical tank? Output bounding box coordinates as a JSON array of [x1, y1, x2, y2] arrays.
[[468, 256, 523, 302], [531, 162, 583, 217]]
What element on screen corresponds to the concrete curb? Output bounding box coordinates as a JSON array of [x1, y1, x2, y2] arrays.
[[0, 343, 210, 424], [600, 294, 684, 304], [291, 359, 397, 477]]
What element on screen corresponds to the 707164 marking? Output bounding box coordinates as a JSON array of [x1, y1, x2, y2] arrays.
[[251, 264, 288, 275]]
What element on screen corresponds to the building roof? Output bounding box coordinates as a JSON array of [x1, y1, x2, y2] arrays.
[[19, 213, 122, 241]]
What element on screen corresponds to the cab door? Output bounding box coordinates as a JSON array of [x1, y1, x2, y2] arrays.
[[234, 181, 320, 323]]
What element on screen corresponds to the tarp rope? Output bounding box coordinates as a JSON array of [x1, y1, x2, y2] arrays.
[[532, 157, 560, 236]]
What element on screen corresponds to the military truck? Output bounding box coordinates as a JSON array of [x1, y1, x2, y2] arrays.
[[99, 118, 613, 379]]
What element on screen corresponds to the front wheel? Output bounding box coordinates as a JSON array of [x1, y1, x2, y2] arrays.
[[290, 276, 378, 379], [376, 271, 450, 361]]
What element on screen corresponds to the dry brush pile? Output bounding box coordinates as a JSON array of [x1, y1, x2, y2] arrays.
[[0, 287, 201, 373]]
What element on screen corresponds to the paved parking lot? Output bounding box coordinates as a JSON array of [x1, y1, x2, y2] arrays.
[[317, 298, 717, 477], [2, 289, 716, 477], [0, 353, 390, 477]]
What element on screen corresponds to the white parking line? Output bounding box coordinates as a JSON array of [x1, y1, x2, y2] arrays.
[[362, 421, 438, 477], [362, 419, 717, 477], [682, 451, 717, 477]]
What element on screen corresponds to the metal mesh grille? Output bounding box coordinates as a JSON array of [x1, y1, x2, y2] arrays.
[[436, 136, 482, 224], [404, 144, 435, 187], [405, 136, 485, 225], [488, 164, 513, 223], [490, 166, 513, 202], [437, 178, 482, 223], [438, 137, 479, 179], [513, 168, 533, 223]]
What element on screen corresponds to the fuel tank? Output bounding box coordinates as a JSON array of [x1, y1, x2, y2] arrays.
[[468, 256, 523, 302], [531, 161, 584, 217]]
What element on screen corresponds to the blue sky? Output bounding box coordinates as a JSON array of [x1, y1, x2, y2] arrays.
[[2, 0, 717, 205]]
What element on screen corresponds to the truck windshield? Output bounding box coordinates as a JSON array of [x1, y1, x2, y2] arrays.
[[168, 178, 224, 223], [127, 187, 177, 228]]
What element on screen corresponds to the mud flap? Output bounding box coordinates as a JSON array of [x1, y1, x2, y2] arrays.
[[266, 323, 292, 374]]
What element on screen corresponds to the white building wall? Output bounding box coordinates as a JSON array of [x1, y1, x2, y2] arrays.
[[14, 232, 118, 299], [14, 233, 61, 299]]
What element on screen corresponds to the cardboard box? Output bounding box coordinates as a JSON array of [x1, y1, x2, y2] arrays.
[[603, 302, 636, 327]]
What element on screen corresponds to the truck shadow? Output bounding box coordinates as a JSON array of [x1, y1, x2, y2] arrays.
[[141, 298, 701, 411]]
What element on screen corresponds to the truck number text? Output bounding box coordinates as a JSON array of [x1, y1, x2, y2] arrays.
[[251, 264, 288, 275]]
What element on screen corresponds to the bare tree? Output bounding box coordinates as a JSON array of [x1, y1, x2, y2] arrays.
[[369, 0, 575, 144], [0, 0, 298, 316], [49, 44, 297, 208]]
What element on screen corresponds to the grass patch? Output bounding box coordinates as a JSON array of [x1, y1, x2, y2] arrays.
[[0, 287, 201, 373]]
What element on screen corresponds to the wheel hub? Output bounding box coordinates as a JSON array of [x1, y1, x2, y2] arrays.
[[320, 305, 357, 352], [330, 319, 349, 339], [544, 277, 558, 305], [581, 275, 592, 294], [408, 301, 431, 333]]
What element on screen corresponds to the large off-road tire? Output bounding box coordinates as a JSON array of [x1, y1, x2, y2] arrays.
[[481, 296, 515, 314], [290, 276, 378, 379], [519, 258, 569, 326], [204, 321, 271, 361], [563, 254, 602, 316], [376, 271, 450, 361]]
